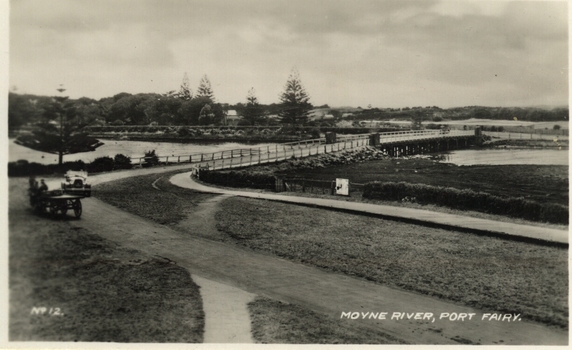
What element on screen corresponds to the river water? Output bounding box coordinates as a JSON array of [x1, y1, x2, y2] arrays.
[[438, 148, 569, 166], [9, 138, 568, 166], [9, 139, 279, 164]]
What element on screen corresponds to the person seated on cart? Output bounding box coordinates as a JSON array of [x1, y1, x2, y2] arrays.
[[38, 179, 48, 194], [28, 176, 40, 198], [29, 175, 38, 189]]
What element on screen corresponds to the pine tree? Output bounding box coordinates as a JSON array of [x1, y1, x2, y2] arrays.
[[14, 89, 103, 166], [241, 87, 266, 125], [196, 75, 215, 102], [178, 72, 192, 100], [278, 68, 312, 126]]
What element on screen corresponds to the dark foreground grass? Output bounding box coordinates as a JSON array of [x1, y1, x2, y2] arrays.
[[216, 197, 568, 330], [9, 178, 205, 342], [248, 296, 404, 344]]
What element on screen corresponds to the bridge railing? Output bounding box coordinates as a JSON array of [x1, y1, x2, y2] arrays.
[[130, 136, 371, 167], [485, 131, 568, 141], [129, 130, 474, 167]]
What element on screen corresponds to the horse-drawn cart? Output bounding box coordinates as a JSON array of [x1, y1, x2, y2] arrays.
[[29, 190, 84, 218]]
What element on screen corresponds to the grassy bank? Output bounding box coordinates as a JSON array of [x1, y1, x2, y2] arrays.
[[9, 178, 205, 342], [276, 158, 568, 206], [216, 197, 568, 329], [249, 297, 404, 344], [91, 174, 568, 328], [91, 172, 568, 330], [93, 171, 219, 227]]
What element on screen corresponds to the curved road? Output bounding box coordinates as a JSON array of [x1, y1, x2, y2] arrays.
[[45, 164, 567, 345]]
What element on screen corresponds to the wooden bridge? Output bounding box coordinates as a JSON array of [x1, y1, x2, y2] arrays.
[[131, 129, 478, 168], [370, 129, 478, 157]]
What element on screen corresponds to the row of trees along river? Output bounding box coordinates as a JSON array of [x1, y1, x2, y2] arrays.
[[9, 68, 568, 167]]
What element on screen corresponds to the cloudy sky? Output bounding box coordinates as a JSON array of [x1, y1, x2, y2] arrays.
[[8, 0, 569, 108]]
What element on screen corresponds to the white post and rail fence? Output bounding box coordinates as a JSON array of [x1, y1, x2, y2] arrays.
[[130, 129, 475, 170]]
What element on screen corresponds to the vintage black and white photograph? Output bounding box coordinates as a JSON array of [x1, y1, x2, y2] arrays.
[[5, 0, 569, 346]]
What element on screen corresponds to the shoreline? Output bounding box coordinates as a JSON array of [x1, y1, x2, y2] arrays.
[[88, 134, 303, 143]]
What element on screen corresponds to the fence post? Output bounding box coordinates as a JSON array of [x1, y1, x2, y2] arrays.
[[259, 147, 261, 164]]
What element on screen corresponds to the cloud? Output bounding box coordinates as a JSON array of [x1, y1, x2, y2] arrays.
[[8, 0, 568, 107]]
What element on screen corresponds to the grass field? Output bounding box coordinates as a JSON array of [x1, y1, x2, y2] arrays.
[[276, 158, 568, 206], [216, 196, 568, 330], [92, 170, 568, 332], [249, 297, 404, 344], [9, 178, 205, 342]]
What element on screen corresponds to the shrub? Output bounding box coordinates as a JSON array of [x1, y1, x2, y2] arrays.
[[199, 169, 275, 190], [113, 154, 132, 170], [110, 119, 125, 126], [362, 182, 568, 225], [309, 127, 321, 139], [86, 156, 114, 173], [177, 127, 190, 137], [8, 160, 86, 177], [143, 150, 160, 168]]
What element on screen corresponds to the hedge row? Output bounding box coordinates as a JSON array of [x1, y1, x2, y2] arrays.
[[8, 154, 133, 177], [362, 182, 569, 224], [198, 169, 275, 190]]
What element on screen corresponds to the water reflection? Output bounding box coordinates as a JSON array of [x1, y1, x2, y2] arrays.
[[9, 139, 280, 164]]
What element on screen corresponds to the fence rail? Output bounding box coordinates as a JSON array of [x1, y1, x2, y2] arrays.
[[485, 131, 569, 141], [130, 130, 475, 168], [278, 177, 366, 195]]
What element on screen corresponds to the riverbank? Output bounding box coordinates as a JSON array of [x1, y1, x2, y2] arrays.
[[90, 133, 302, 143]]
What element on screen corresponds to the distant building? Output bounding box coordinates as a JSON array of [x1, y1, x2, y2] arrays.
[[225, 110, 241, 126], [308, 110, 335, 121]]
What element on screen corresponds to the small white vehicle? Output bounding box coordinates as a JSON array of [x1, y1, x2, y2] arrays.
[[61, 170, 91, 197]]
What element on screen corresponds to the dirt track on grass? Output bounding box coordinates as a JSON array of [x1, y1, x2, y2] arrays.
[[27, 165, 568, 344]]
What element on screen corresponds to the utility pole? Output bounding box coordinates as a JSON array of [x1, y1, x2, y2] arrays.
[[57, 85, 66, 167]]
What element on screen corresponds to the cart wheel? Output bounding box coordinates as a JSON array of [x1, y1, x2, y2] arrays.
[[74, 201, 82, 218], [49, 204, 59, 218]]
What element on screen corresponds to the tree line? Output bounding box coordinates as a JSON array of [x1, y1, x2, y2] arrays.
[[9, 69, 314, 132]]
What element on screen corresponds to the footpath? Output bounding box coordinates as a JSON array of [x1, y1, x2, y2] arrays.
[[78, 193, 567, 345], [170, 173, 568, 245], [42, 163, 567, 344]]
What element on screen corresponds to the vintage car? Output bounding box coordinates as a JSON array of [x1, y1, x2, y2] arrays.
[[61, 170, 91, 197]]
